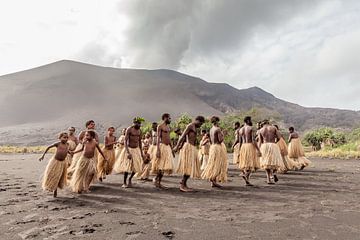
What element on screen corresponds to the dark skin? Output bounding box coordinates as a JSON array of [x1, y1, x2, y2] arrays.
[[231, 124, 241, 149], [68, 130, 79, 146], [288, 129, 299, 143], [151, 123, 158, 146], [209, 122, 224, 188], [155, 116, 174, 189], [174, 120, 203, 192], [104, 129, 117, 150], [123, 123, 144, 188], [238, 121, 261, 186], [72, 132, 108, 193], [259, 123, 282, 184], [39, 134, 70, 197], [78, 122, 99, 142]]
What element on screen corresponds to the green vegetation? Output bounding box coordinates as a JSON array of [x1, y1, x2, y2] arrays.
[[304, 128, 360, 159]]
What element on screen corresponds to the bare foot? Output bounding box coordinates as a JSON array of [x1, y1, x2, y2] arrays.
[[211, 182, 222, 188], [245, 183, 254, 187], [99, 177, 103, 182], [180, 185, 188, 192], [273, 175, 279, 182], [159, 184, 168, 190], [267, 181, 275, 185], [121, 184, 129, 188]]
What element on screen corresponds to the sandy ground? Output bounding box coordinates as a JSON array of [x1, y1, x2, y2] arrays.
[[1, 154, 360, 240]]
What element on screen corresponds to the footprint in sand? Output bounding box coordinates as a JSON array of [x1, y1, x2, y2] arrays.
[[119, 221, 136, 226], [162, 231, 175, 239]]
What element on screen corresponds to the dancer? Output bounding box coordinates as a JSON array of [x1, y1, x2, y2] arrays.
[[138, 145, 151, 181], [198, 130, 210, 171], [258, 120, 283, 184], [97, 127, 117, 181], [114, 117, 144, 188], [237, 116, 261, 186], [288, 127, 312, 170], [174, 116, 205, 192], [274, 125, 298, 173], [115, 128, 126, 160], [66, 127, 78, 167], [152, 113, 174, 189], [202, 116, 228, 188], [39, 132, 70, 197], [232, 122, 241, 164], [68, 120, 99, 178]]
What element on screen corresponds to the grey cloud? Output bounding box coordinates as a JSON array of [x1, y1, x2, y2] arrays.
[[121, 0, 322, 69]]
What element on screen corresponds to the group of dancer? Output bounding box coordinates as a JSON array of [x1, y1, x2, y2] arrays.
[[39, 114, 311, 197]]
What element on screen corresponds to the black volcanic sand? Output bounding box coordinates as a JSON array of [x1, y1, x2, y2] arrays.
[[1, 154, 360, 240]]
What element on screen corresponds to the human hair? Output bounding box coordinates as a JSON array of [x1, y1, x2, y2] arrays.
[[201, 129, 207, 134], [68, 126, 75, 131], [85, 120, 95, 127], [289, 127, 295, 132], [108, 126, 115, 131], [210, 116, 220, 124], [262, 119, 269, 125], [195, 116, 205, 123], [86, 130, 96, 139], [234, 121, 240, 127], [162, 113, 170, 120], [274, 125, 279, 130], [244, 116, 251, 124], [58, 132, 68, 139]]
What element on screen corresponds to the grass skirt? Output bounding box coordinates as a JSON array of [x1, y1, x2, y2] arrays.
[[198, 149, 209, 171], [66, 140, 77, 167], [288, 138, 311, 167], [97, 147, 116, 178], [176, 142, 201, 178], [67, 143, 83, 179], [113, 147, 142, 173], [233, 143, 240, 164], [69, 155, 96, 193], [238, 143, 260, 172], [139, 163, 151, 179], [201, 143, 228, 182], [151, 144, 173, 174], [260, 143, 284, 170], [115, 144, 124, 161], [42, 156, 67, 192], [277, 138, 299, 171]]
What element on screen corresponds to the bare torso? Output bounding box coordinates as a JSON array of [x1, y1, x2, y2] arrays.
[[83, 140, 97, 158], [260, 125, 279, 143], [185, 123, 197, 146], [105, 135, 116, 150], [289, 132, 299, 142], [151, 130, 157, 146], [158, 123, 171, 145], [240, 125, 254, 143], [54, 142, 69, 161], [127, 127, 141, 148], [210, 126, 224, 144]]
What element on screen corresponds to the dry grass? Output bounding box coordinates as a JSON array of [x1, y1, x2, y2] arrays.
[[306, 149, 360, 159], [0, 146, 53, 154]]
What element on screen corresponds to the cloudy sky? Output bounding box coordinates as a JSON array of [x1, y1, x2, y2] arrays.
[[0, 0, 359, 110]]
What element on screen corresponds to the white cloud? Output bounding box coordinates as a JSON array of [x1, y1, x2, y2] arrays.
[[0, 0, 359, 110]]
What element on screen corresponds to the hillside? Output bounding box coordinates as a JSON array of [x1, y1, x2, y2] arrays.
[[0, 60, 359, 145]]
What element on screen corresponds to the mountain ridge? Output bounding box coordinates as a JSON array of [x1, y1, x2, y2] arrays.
[[0, 60, 359, 145]]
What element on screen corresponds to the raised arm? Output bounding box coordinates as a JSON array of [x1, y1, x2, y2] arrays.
[[39, 142, 58, 161]]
